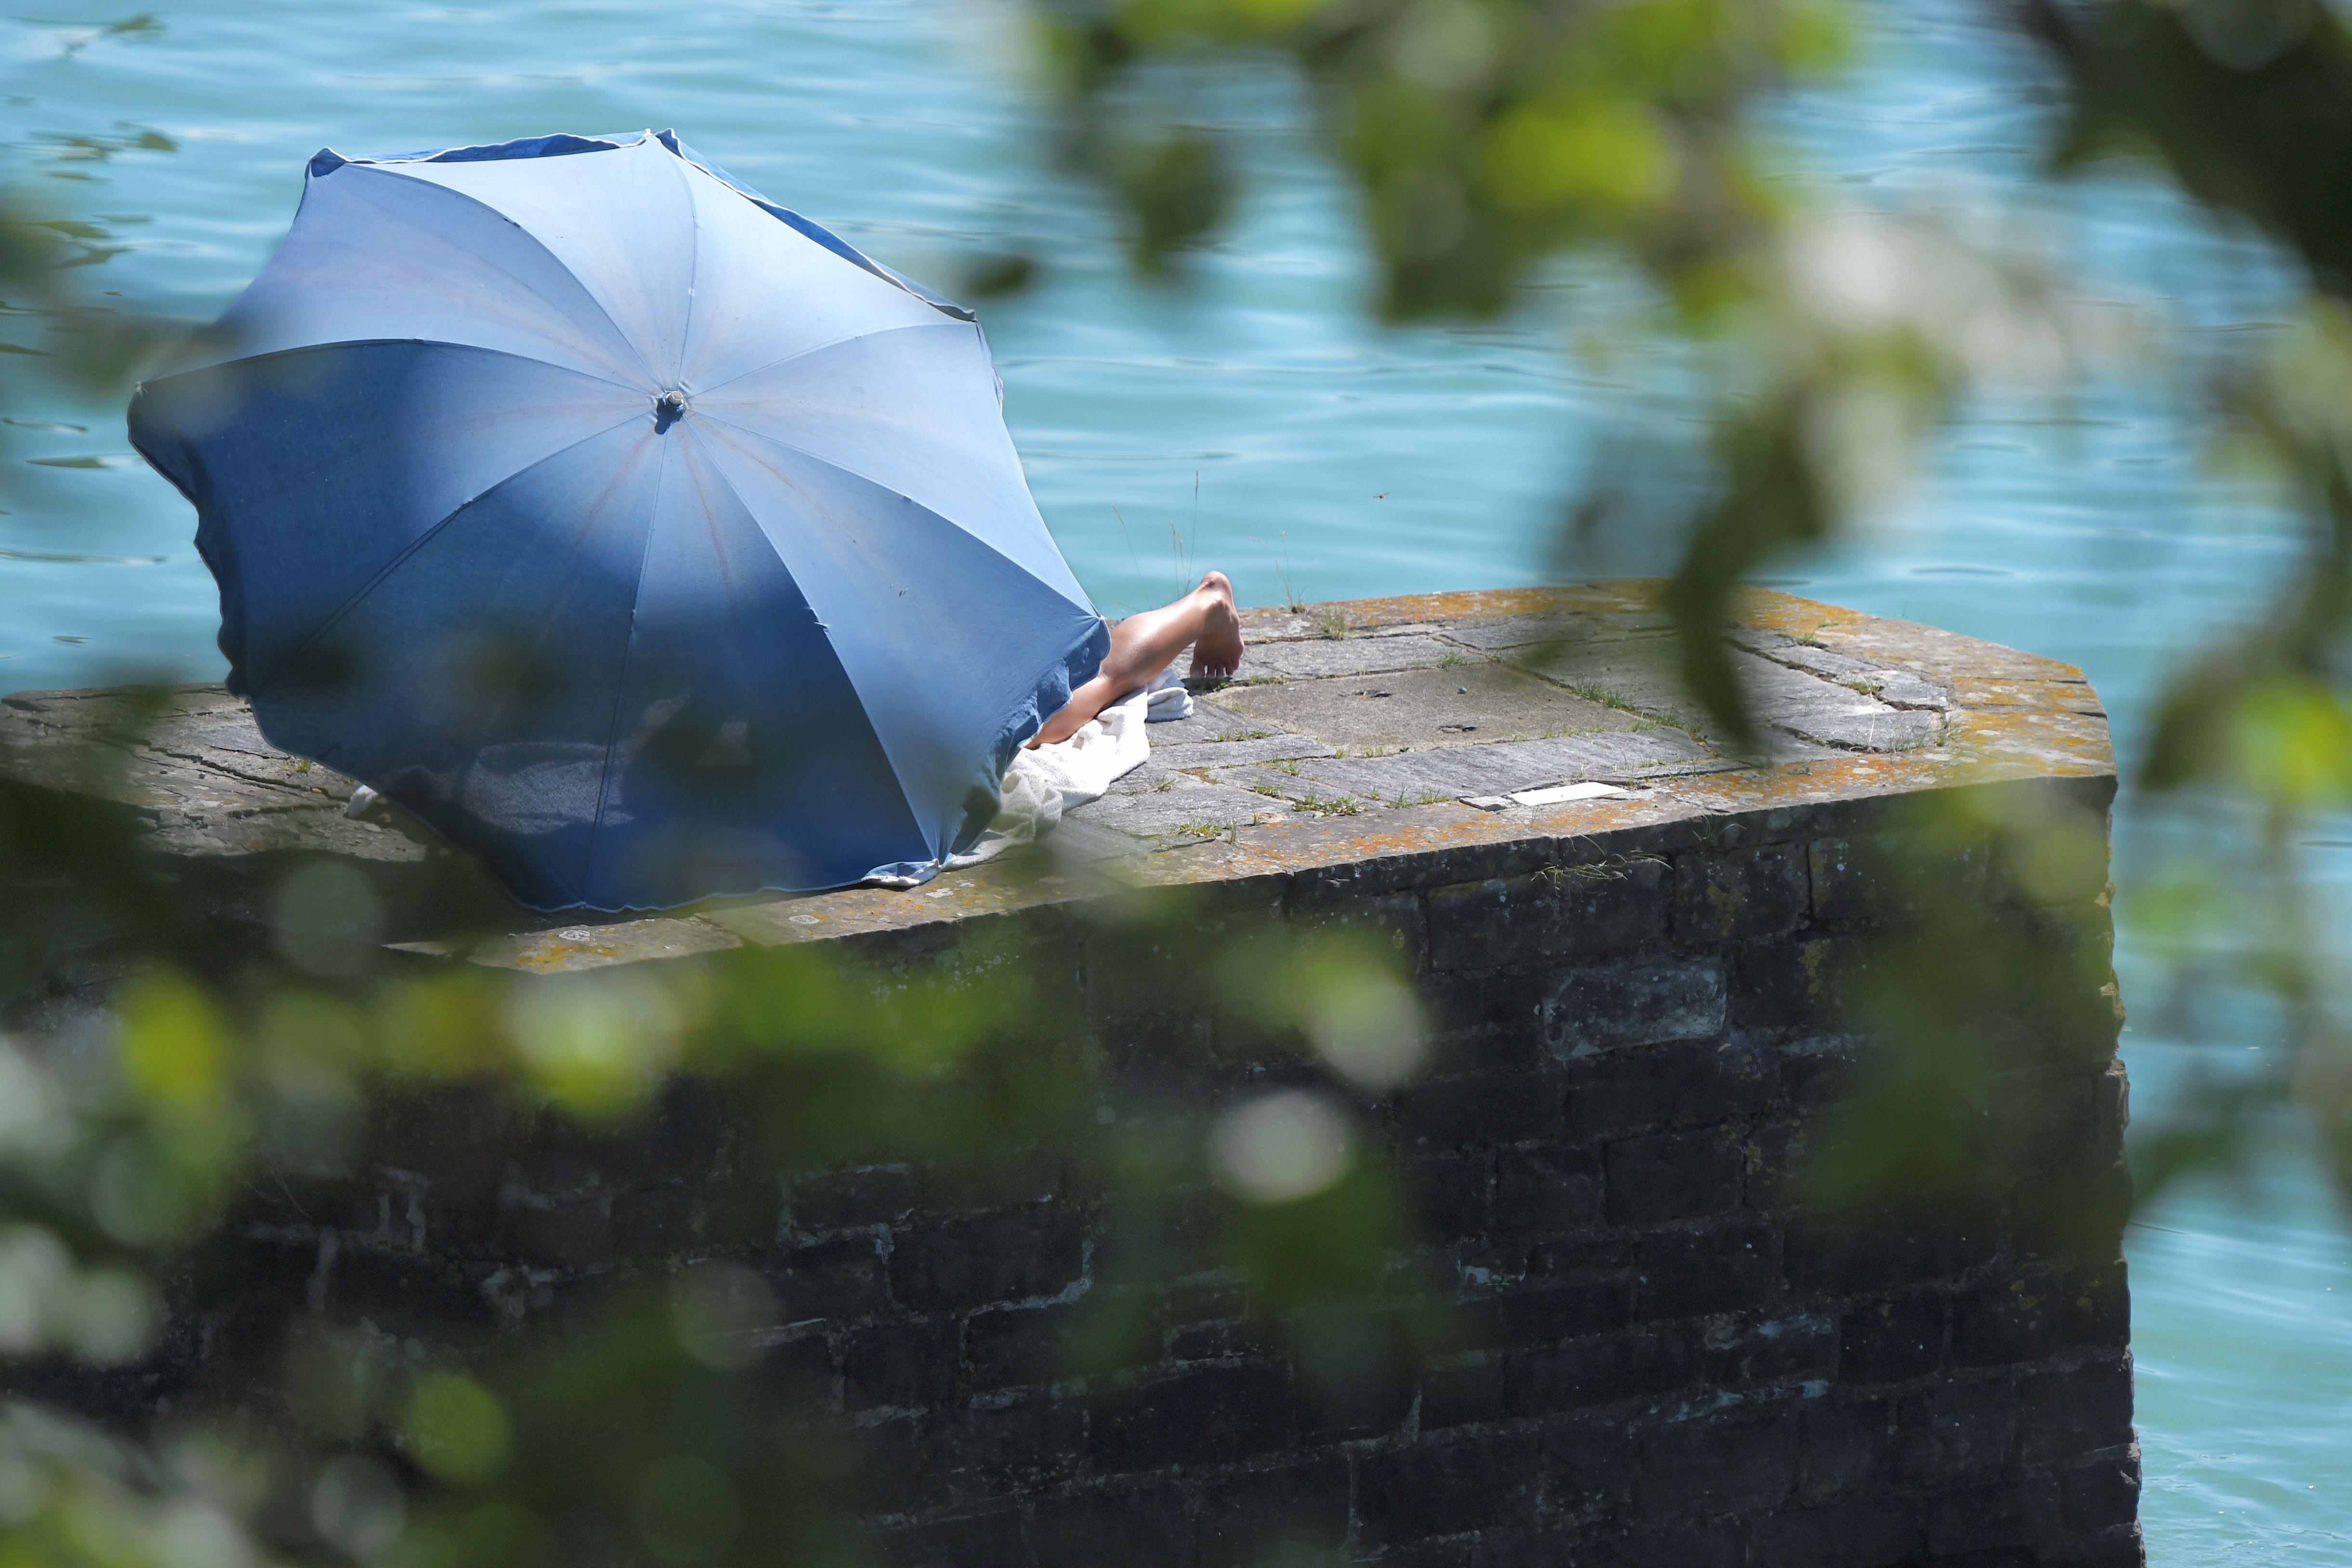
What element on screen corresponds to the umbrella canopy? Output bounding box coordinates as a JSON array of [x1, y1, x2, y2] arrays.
[[129, 130, 1108, 911]]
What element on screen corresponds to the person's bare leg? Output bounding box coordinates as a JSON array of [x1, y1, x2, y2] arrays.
[[1030, 571, 1245, 747]]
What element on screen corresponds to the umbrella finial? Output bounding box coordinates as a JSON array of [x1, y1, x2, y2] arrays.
[[654, 389, 688, 433]]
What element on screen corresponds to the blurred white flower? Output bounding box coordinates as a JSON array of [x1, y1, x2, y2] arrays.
[[1208, 1090, 1354, 1204]]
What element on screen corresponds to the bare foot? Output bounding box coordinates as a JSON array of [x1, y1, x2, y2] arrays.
[[1187, 570, 1245, 683]]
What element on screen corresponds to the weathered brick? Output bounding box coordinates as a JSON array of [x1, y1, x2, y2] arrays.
[[2062, 1258, 2130, 1349], [1419, 965, 1551, 1070], [790, 1164, 919, 1234], [2050, 1522, 2149, 1568], [1634, 1406, 1798, 1519], [767, 1235, 891, 1321], [1605, 1129, 1744, 1225], [1546, 958, 1727, 1053], [2062, 1442, 2142, 1535], [2011, 1153, 2131, 1265], [1927, 1471, 2063, 1555], [1394, 1069, 1564, 1146], [1702, 1312, 1837, 1386], [1556, 1520, 1743, 1568], [1031, 1484, 1189, 1568], [755, 1331, 835, 1410], [1776, 1036, 1859, 1112], [940, 1141, 1071, 1213], [1089, 1360, 1292, 1473], [1167, 1313, 1281, 1363], [848, 1414, 925, 1514], [1413, 1151, 1492, 1236], [1421, 1354, 1504, 1429], [1196, 1455, 1349, 1568], [1565, 1036, 1775, 1137], [1494, 1144, 1603, 1236], [1293, 1329, 1415, 1443], [1810, 832, 1987, 925], [1290, 888, 1429, 975], [1673, 843, 1809, 944], [1953, 1273, 2063, 1367], [1841, 1292, 1948, 1384], [1426, 859, 1666, 971], [844, 1317, 961, 1411], [1742, 1121, 1806, 1212], [1732, 936, 1865, 1029], [1751, 1495, 1921, 1568], [1481, 1274, 1636, 1347], [1784, 1211, 1994, 1295], [966, 1302, 1079, 1391], [1898, 1376, 2016, 1482], [2018, 1355, 2134, 1464], [952, 1392, 1088, 1493], [1636, 1214, 1779, 1319], [1355, 1427, 1539, 1546], [1539, 1411, 1636, 1517], [1798, 1397, 1899, 1497], [611, 1186, 695, 1258], [507, 1196, 611, 1270], [873, 1509, 1026, 1568], [1508, 1326, 1697, 1414], [889, 1209, 1085, 1313]]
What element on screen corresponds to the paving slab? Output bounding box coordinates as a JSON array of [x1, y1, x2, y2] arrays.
[[1215, 662, 1652, 754], [1232, 633, 1475, 681]]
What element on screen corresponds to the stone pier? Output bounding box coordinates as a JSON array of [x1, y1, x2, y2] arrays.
[[0, 584, 2135, 1566]]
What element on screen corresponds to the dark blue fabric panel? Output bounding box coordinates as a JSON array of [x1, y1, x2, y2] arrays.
[[579, 433, 925, 907], [693, 416, 1109, 860], [249, 420, 669, 909], [128, 342, 641, 697]]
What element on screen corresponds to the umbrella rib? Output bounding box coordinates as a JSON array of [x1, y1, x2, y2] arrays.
[[670, 145, 701, 390], [244, 406, 649, 700], [690, 318, 966, 401], [579, 435, 680, 902], [145, 335, 645, 398], [686, 435, 926, 840], [369, 163, 660, 385], [693, 408, 1093, 615]]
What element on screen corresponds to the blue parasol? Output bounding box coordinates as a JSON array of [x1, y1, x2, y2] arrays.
[[129, 130, 1106, 910]]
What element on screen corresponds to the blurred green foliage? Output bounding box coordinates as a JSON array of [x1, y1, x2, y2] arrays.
[[2, 0, 2351, 1563], [1030, 0, 2352, 1212]]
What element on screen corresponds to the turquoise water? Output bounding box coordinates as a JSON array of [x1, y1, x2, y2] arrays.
[[0, 3, 2344, 1558]]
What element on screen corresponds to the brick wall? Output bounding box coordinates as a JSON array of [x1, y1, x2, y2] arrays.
[[185, 777, 2138, 1568]]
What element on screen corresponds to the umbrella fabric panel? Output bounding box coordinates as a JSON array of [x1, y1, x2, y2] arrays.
[[245, 417, 672, 909], [657, 131, 972, 320], [382, 138, 702, 386], [171, 163, 647, 385], [695, 418, 1108, 861], [664, 147, 956, 395], [583, 433, 925, 907], [128, 341, 644, 697], [699, 320, 1092, 613]]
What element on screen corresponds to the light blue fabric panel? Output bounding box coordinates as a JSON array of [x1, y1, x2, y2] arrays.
[[129, 342, 642, 695], [182, 164, 646, 384], [674, 152, 951, 395], [386, 136, 696, 385], [692, 416, 1107, 858], [698, 321, 1093, 613]]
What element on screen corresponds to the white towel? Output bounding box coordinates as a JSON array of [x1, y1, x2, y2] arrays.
[[867, 683, 1156, 887], [1145, 665, 1193, 722]]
